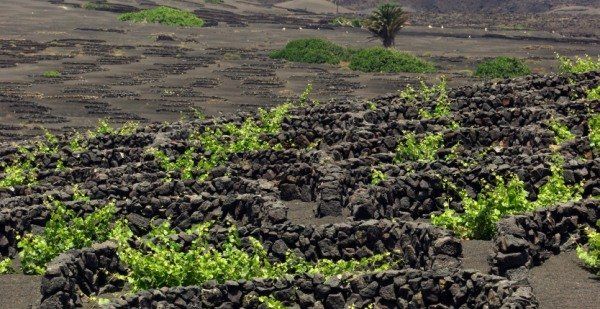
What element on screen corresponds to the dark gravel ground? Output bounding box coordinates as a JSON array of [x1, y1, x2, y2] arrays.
[[0, 274, 41, 309], [529, 250, 600, 309]]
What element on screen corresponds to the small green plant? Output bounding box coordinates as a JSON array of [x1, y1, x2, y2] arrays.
[[0, 151, 37, 188], [417, 78, 451, 119], [475, 57, 531, 79], [557, 54, 600, 73], [370, 169, 387, 185], [298, 84, 313, 106], [69, 131, 87, 152], [432, 156, 581, 239], [349, 47, 435, 73], [0, 258, 12, 274], [258, 295, 287, 309], [18, 200, 123, 274], [119, 6, 204, 27], [269, 38, 352, 65], [117, 121, 139, 136], [587, 85, 600, 100], [42, 70, 61, 78], [330, 16, 363, 28], [577, 220, 600, 275], [590, 114, 600, 150], [394, 132, 444, 162], [113, 222, 396, 291], [72, 184, 90, 202], [548, 119, 575, 144]]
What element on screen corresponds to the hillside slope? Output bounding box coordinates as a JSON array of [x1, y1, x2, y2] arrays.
[[336, 0, 598, 13]]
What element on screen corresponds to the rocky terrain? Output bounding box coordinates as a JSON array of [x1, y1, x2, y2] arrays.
[[0, 1, 599, 309], [0, 70, 598, 308]]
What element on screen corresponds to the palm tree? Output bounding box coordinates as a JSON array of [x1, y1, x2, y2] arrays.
[[363, 3, 409, 48]]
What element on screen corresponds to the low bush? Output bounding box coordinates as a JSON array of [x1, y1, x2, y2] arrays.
[[42, 70, 61, 78], [18, 200, 123, 274], [432, 156, 582, 239], [119, 6, 204, 27], [370, 169, 387, 185], [394, 132, 444, 162], [349, 47, 435, 73], [474, 57, 531, 79], [112, 222, 397, 291], [269, 38, 352, 65], [0, 258, 12, 274], [577, 220, 600, 275], [557, 54, 600, 73]]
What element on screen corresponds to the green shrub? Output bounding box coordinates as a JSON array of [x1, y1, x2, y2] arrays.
[[112, 222, 396, 291], [548, 120, 575, 144], [415, 78, 451, 119], [557, 54, 600, 73], [119, 6, 204, 27], [42, 70, 61, 78], [394, 132, 444, 162], [590, 114, 600, 150], [587, 86, 600, 100], [18, 200, 123, 274], [154, 103, 290, 181], [432, 156, 581, 239], [0, 258, 12, 274], [474, 57, 531, 79], [269, 38, 352, 65], [349, 47, 435, 73], [577, 220, 600, 275], [370, 169, 387, 185]]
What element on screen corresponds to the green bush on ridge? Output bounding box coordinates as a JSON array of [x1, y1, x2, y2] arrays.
[[475, 56, 531, 79], [119, 6, 204, 27], [349, 47, 436, 73], [269, 38, 352, 65]]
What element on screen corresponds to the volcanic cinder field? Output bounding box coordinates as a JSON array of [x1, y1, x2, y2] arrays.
[[0, 0, 599, 309]]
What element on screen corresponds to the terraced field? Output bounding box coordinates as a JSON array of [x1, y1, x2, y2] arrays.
[[0, 70, 598, 308]]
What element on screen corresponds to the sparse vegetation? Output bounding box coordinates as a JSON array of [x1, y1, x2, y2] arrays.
[[119, 6, 204, 27], [475, 57, 531, 79], [577, 220, 600, 275], [557, 54, 600, 74], [349, 47, 435, 73], [42, 70, 61, 78], [394, 132, 444, 162], [363, 3, 408, 47], [269, 38, 352, 65]]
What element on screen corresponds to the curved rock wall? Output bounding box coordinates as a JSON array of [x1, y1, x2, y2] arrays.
[[491, 199, 600, 278]]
